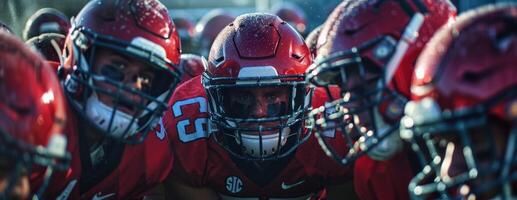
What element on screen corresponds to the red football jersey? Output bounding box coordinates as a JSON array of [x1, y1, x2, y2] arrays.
[[353, 150, 414, 200], [161, 76, 352, 199], [30, 104, 174, 199]]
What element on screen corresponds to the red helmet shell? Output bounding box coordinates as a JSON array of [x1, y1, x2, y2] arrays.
[[71, 0, 181, 65], [179, 53, 204, 83], [411, 4, 517, 121], [194, 9, 235, 57], [173, 16, 195, 40], [0, 31, 66, 150], [317, 0, 456, 97], [207, 13, 311, 78]]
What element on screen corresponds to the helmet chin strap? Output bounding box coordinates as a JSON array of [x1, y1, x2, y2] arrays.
[[85, 92, 139, 140]]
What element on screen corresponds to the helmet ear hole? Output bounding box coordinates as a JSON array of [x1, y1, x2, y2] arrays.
[[291, 53, 302, 60]]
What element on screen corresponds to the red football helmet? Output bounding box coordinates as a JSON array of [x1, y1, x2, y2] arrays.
[[194, 9, 235, 57], [179, 53, 204, 83], [203, 13, 312, 161], [26, 33, 66, 63], [62, 0, 182, 143], [0, 31, 69, 198], [306, 0, 456, 165], [271, 2, 307, 35], [22, 8, 71, 41], [172, 16, 195, 53], [305, 25, 323, 59], [399, 4, 517, 199]]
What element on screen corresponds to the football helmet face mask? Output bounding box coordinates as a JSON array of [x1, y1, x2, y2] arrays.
[[26, 33, 66, 63], [0, 32, 69, 199], [62, 0, 181, 144], [306, 0, 456, 165], [203, 13, 313, 161], [22, 8, 70, 41], [400, 4, 517, 199]]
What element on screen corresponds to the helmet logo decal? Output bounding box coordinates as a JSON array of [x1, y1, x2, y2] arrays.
[[385, 13, 425, 84], [225, 176, 243, 193]]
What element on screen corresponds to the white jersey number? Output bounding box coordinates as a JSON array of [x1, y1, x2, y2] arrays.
[[172, 97, 209, 143]]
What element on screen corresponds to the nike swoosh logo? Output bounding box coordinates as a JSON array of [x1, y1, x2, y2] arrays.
[[281, 180, 305, 190], [92, 192, 115, 200]]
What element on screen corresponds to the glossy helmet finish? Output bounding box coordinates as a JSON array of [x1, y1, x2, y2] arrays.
[[399, 4, 517, 199], [26, 33, 66, 63], [305, 25, 323, 60], [22, 8, 71, 41], [0, 31, 69, 197], [62, 0, 181, 144], [271, 2, 307, 35], [179, 53, 204, 83], [203, 13, 313, 161], [194, 9, 235, 57], [306, 0, 456, 165]]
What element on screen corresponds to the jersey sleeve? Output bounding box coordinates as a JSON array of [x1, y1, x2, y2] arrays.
[[162, 76, 211, 187]]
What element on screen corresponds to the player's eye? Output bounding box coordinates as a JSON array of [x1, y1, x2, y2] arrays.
[[132, 72, 154, 93], [100, 64, 124, 82]]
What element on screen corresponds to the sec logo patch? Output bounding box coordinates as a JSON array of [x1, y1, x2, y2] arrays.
[[225, 176, 243, 193]]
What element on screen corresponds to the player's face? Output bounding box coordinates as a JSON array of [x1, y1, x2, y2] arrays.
[[226, 86, 290, 133], [92, 48, 156, 115], [0, 156, 29, 200]]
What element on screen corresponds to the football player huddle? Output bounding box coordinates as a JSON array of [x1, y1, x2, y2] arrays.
[[0, 0, 515, 199]]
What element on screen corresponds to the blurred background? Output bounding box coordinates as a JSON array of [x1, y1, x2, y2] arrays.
[[1, 0, 516, 53]]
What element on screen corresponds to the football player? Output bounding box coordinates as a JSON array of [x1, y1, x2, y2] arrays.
[[22, 8, 70, 41], [30, 0, 182, 199], [306, 0, 456, 199], [0, 31, 69, 199], [172, 16, 196, 54], [271, 2, 307, 36], [305, 25, 323, 60], [161, 13, 354, 199], [400, 3, 517, 199], [193, 9, 235, 58], [178, 54, 205, 83]]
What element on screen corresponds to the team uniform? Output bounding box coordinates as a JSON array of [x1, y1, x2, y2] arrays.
[[30, 0, 182, 198], [160, 76, 352, 199], [30, 104, 174, 199], [354, 151, 416, 200]]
